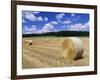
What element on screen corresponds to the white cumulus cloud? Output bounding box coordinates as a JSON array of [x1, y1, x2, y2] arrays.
[[69, 21, 89, 31], [38, 23, 54, 33], [23, 12, 46, 22], [50, 21, 58, 25], [44, 17, 48, 21], [37, 16, 43, 21], [56, 13, 65, 19], [71, 13, 75, 17], [56, 13, 72, 24], [24, 12, 36, 21], [24, 25, 38, 34], [32, 12, 40, 14]]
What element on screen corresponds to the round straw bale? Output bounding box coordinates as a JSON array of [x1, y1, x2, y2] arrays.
[[61, 37, 84, 60], [46, 39, 49, 43], [25, 40, 29, 44], [28, 40, 32, 45]]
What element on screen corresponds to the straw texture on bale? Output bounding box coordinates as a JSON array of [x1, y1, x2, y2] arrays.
[[61, 37, 84, 60]]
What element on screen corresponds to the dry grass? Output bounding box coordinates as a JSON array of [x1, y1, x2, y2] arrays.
[[22, 37, 89, 69]]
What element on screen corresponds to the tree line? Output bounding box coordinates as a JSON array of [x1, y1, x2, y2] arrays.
[[23, 31, 89, 37]]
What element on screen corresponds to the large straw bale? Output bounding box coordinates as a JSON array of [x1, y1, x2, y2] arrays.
[[61, 37, 84, 60]]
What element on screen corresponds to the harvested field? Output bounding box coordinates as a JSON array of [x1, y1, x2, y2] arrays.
[[22, 37, 89, 69]]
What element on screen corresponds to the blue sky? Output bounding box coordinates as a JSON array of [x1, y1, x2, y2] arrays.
[[22, 11, 89, 34]]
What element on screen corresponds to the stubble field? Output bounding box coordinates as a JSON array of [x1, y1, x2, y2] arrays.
[[22, 37, 89, 69]]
